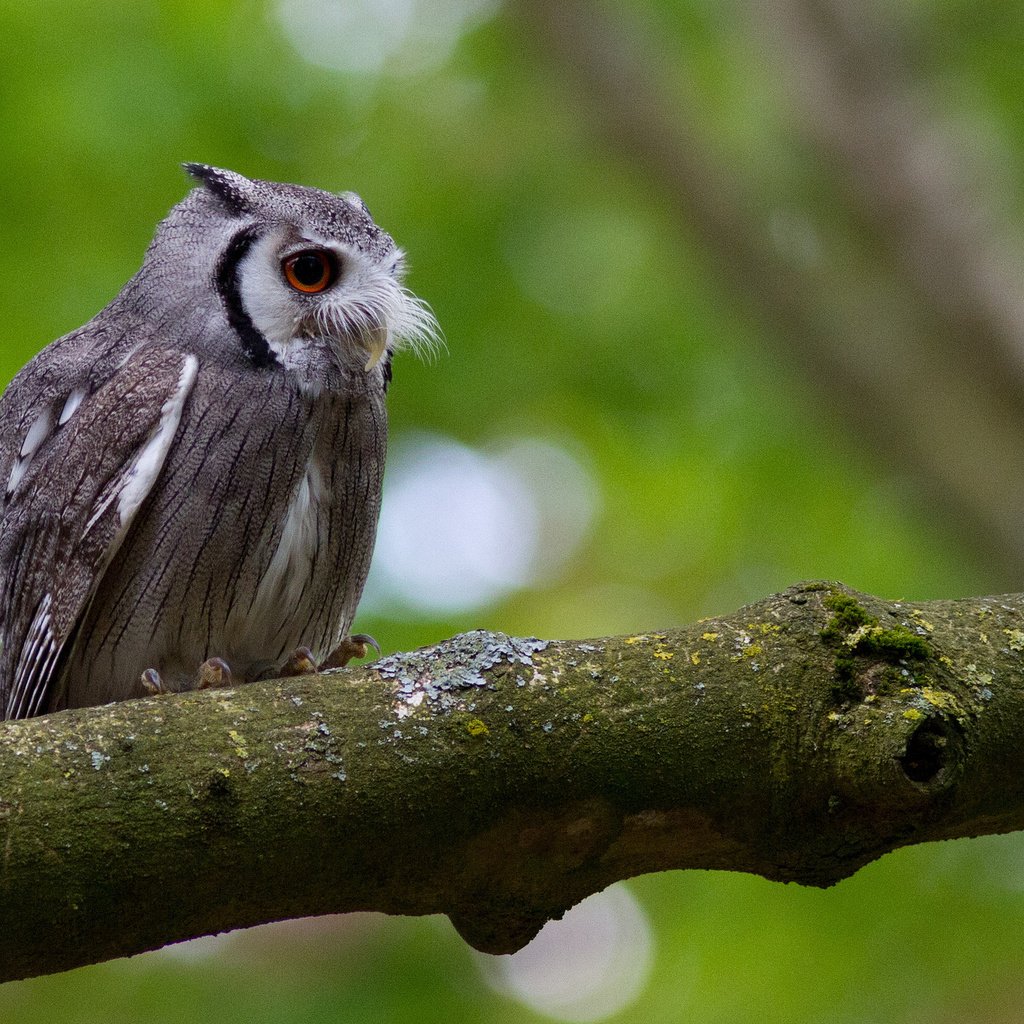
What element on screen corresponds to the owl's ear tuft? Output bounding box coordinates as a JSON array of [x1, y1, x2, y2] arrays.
[[183, 164, 255, 215]]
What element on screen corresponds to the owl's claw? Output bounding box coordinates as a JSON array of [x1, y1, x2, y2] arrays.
[[278, 646, 318, 678], [269, 635, 382, 681], [141, 668, 164, 695], [321, 633, 381, 670], [197, 657, 232, 689], [142, 661, 233, 695], [142, 640, 371, 697]]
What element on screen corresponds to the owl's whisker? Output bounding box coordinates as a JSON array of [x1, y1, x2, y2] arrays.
[[307, 282, 442, 368]]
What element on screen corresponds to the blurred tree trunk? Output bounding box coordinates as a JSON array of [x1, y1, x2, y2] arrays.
[[2, 581, 1024, 982], [513, 0, 1024, 586]]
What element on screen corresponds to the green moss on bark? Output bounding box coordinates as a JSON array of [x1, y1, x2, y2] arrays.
[[820, 589, 933, 703]]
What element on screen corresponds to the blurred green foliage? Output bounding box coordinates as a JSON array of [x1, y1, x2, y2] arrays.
[[2, 0, 1024, 1020]]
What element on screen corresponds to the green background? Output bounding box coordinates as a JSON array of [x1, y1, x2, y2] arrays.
[[2, 0, 1023, 1020]]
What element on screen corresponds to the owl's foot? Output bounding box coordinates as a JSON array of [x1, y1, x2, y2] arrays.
[[278, 646, 318, 678], [273, 635, 381, 679], [141, 661, 233, 695], [197, 657, 233, 689], [321, 633, 381, 670], [141, 668, 165, 695]]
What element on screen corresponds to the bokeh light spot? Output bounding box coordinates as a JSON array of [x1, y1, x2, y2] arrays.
[[366, 433, 599, 615], [478, 885, 654, 1022], [274, 0, 497, 76]]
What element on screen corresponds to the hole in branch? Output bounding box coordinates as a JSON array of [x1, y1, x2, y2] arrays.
[[900, 718, 952, 783]]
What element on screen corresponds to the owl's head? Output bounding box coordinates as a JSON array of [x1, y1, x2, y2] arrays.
[[136, 164, 439, 391]]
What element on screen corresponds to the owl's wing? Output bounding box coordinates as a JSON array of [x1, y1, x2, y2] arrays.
[[0, 347, 198, 719]]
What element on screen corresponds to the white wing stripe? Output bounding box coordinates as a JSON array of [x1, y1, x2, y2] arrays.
[[82, 487, 120, 536], [116, 355, 198, 527], [7, 407, 55, 497], [8, 594, 54, 719], [14, 594, 51, 685], [58, 388, 86, 426], [19, 407, 53, 459], [25, 639, 61, 718]]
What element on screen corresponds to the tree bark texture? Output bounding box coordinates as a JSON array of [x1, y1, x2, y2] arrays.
[[2, 581, 1023, 982]]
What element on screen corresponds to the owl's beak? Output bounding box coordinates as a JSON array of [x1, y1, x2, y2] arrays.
[[360, 324, 389, 372]]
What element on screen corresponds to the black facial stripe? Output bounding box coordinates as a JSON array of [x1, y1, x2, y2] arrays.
[[216, 228, 278, 369]]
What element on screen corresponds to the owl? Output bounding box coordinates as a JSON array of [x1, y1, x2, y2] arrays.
[[0, 165, 437, 719]]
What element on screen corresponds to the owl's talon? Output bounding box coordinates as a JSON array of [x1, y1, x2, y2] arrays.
[[141, 668, 164, 695], [353, 633, 382, 657], [279, 646, 318, 678], [321, 633, 381, 670], [197, 657, 232, 690]]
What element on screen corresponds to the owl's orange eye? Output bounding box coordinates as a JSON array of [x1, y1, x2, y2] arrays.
[[282, 249, 336, 293]]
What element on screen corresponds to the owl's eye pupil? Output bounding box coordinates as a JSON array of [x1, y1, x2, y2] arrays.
[[292, 254, 325, 285], [282, 250, 335, 293]]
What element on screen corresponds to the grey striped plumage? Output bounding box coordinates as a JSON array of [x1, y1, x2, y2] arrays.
[[0, 165, 437, 718]]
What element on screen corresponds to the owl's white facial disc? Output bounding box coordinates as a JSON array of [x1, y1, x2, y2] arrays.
[[235, 227, 438, 390]]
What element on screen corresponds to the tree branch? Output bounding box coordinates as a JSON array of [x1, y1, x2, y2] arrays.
[[3, 581, 1023, 981]]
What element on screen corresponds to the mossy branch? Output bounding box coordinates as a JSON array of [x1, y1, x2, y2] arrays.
[[4, 580, 1024, 982]]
